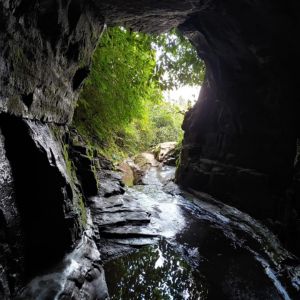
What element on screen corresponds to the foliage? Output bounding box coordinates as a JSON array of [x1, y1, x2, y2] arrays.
[[114, 101, 184, 156], [73, 26, 205, 161], [153, 28, 205, 90], [147, 102, 184, 146], [74, 27, 161, 158]]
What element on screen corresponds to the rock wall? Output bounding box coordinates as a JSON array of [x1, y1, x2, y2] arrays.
[[1, 0, 300, 297], [0, 0, 203, 125], [176, 1, 300, 253], [0, 0, 104, 123], [0, 125, 23, 298], [0, 1, 104, 297], [0, 115, 89, 297]]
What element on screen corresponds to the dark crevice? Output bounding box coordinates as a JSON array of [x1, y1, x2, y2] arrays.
[[72, 67, 90, 90], [68, 0, 82, 33], [66, 42, 80, 61], [21, 93, 33, 109], [0, 114, 72, 278], [0, 2, 7, 32], [37, 0, 61, 49], [14, 0, 36, 19]]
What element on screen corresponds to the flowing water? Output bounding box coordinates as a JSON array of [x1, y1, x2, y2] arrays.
[[104, 166, 300, 300], [15, 165, 300, 299]]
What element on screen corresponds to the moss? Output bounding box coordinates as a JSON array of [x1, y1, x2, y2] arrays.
[[11, 45, 32, 75], [63, 144, 73, 178], [175, 142, 183, 181], [12, 47, 27, 65], [77, 194, 87, 227], [7, 96, 24, 114], [66, 155, 87, 226], [59, 133, 88, 229]]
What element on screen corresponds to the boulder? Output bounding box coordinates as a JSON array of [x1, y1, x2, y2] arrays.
[[153, 142, 178, 165], [118, 152, 160, 186], [117, 159, 144, 186], [117, 161, 135, 187]]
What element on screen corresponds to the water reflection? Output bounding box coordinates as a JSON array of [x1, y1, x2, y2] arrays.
[[105, 239, 208, 300], [104, 166, 299, 299]]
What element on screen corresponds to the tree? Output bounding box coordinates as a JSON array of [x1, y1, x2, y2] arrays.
[[74, 27, 161, 145], [73, 26, 205, 159], [153, 28, 205, 90]]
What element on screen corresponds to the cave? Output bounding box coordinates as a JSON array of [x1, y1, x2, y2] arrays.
[[0, 0, 300, 299]]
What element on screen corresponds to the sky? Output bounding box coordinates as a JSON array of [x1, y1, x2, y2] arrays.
[[154, 33, 202, 109], [163, 85, 201, 108]]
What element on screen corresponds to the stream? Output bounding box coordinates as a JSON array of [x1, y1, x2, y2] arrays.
[[103, 165, 300, 300], [16, 165, 300, 299]]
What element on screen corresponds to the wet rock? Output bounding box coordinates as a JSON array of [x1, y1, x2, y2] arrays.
[[117, 160, 136, 187], [90, 192, 154, 255], [178, 158, 273, 218], [118, 159, 145, 186], [90, 195, 125, 210], [0, 115, 84, 280], [97, 155, 114, 171], [174, 1, 300, 253], [0, 266, 10, 300], [134, 152, 159, 170], [182, 188, 300, 298], [95, 211, 151, 228], [89, 166, 187, 265], [0, 0, 104, 123], [153, 142, 178, 165], [17, 212, 109, 300], [0, 126, 23, 297], [112, 238, 158, 247], [100, 226, 159, 239], [72, 153, 99, 197], [99, 241, 137, 261], [58, 263, 108, 300], [163, 181, 182, 196], [91, 196, 150, 221], [98, 170, 125, 197], [118, 153, 160, 186], [69, 130, 99, 197]]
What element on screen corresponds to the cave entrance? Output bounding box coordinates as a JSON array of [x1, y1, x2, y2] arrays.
[[73, 26, 204, 162], [70, 24, 296, 297]]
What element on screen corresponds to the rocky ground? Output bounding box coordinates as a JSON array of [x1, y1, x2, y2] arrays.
[[14, 144, 180, 299], [96, 152, 300, 299], [90, 146, 179, 261], [13, 144, 300, 299]]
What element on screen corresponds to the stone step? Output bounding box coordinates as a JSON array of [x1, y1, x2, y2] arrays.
[[95, 212, 151, 230], [89, 195, 125, 209], [112, 237, 158, 247], [100, 226, 159, 239], [97, 208, 146, 214]]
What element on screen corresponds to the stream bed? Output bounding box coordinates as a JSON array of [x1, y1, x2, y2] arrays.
[[16, 165, 300, 299], [103, 166, 300, 300]]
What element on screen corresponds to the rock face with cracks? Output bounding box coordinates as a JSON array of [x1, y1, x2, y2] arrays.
[[0, 0, 300, 298], [176, 1, 300, 254], [0, 0, 104, 123]]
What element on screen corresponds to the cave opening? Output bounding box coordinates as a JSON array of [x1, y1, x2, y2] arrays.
[[71, 24, 300, 299], [1, 1, 300, 299], [73, 26, 204, 163]]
